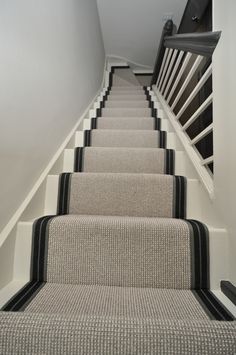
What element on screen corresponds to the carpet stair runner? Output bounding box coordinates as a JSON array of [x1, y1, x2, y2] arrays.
[[0, 68, 235, 354]]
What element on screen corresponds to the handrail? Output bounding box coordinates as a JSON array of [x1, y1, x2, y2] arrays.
[[151, 20, 173, 86], [164, 31, 221, 57], [152, 21, 221, 194]]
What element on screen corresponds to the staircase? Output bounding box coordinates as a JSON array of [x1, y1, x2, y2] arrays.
[[0, 67, 235, 354]]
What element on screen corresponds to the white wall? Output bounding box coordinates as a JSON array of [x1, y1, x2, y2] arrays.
[[0, 0, 105, 233], [97, 0, 187, 68], [213, 0, 236, 284]]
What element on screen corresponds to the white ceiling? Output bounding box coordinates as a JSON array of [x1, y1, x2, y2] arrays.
[[97, 0, 187, 68]]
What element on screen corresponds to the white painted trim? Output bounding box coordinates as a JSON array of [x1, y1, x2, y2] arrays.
[[212, 290, 236, 318], [166, 52, 192, 103], [157, 48, 170, 87], [106, 54, 153, 70], [133, 69, 153, 74], [159, 49, 173, 91], [153, 86, 214, 198], [176, 64, 212, 120], [0, 280, 27, 308], [202, 155, 214, 166], [191, 123, 213, 145], [0, 61, 107, 246], [160, 49, 178, 94], [171, 55, 204, 110], [163, 51, 185, 98], [182, 93, 213, 131]]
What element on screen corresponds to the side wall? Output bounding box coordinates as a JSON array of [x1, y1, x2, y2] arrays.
[[0, 0, 105, 232], [97, 0, 187, 68], [213, 0, 236, 283]]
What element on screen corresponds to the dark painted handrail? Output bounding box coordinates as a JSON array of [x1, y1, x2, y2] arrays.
[[151, 20, 173, 86], [164, 31, 221, 57]]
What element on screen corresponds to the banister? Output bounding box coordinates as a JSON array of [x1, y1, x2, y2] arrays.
[[164, 31, 221, 57], [152, 18, 221, 184], [151, 20, 173, 86]]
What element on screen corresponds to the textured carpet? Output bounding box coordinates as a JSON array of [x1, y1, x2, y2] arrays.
[[84, 129, 166, 148], [108, 94, 147, 100], [105, 100, 149, 108], [58, 173, 186, 218], [0, 68, 235, 354], [1, 313, 235, 355], [95, 117, 156, 130], [74, 147, 174, 174], [101, 108, 153, 117]]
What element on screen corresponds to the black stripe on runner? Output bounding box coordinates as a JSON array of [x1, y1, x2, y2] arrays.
[[193, 289, 235, 321], [151, 108, 158, 119], [186, 220, 234, 321], [1, 216, 55, 312], [174, 176, 186, 218], [187, 219, 209, 289], [147, 95, 154, 109], [31, 216, 53, 281], [154, 117, 161, 130], [1, 281, 46, 312], [84, 130, 91, 147], [144, 90, 161, 131], [159, 131, 167, 148], [101, 89, 111, 108], [165, 149, 175, 175], [96, 107, 102, 117], [57, 173, 71, 215], [74, 147, 84, 172], [91, 118, 97, 129], [221, 281, 236, 306], [109, 65, 130, 87]]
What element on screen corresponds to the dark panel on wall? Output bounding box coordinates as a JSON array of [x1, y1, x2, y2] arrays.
[[178, 0, 212, 33]]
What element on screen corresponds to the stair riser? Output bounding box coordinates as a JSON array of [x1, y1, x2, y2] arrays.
[[75, 130, 184, 150], [102, 108, 152, 117], [109, 90, 145, 95], [4, 219, 227, 308], [63, 149, 196, 178], [105, 101, 149, 108], [57, 173, 186, 219], [32, 216, 196, 288], [74, 147, 174, 175], [110, 86, 144, 90], [95, 117, 156, 130], [108, 95, 147, 101], [84, 130, 165, 149]]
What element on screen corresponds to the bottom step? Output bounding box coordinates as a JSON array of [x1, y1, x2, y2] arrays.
[[0, 306, 235, 354]]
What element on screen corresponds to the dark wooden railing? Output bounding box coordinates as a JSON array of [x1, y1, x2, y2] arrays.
[[152, 22, 221, 193]]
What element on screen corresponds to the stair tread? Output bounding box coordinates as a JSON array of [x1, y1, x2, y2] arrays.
[[95, 117, 156, 130], [1, 312, 235, 354], [105, 100, 149, 108], [75, 146, 174, 174], [23, 283, 210, 320], [112, 68, 140, 86], [87, 129, 165, 148], [108, 95, 147, 100], [33, 215, 200, 288], [58, 172, 186, 218], [101, 107, 153, 117]]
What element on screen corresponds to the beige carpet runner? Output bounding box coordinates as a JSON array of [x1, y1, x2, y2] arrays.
[[0, 67, 235, 354]]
